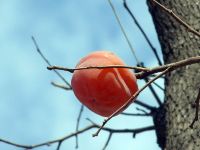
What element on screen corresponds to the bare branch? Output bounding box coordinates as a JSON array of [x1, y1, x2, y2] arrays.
[[107, 0, 140, 64], [134, 100, 156, 111], [0, 124, 155, 149], [123, 0, 162, 66], [132, 126, 155, 138], [190, 88, 200, 128], [47, 56, 200, 80], [56, 141, 63, 150], [136, 107, 149, 114], [144, 77, 162, 106], [150, 0, 200, 37], [136, 56, 200, 79], [152, 81, 164, 91], [121, 112, 152, 117], [31, 36, 72, 89], [75, 105, 84, 149], [102, 133, 112, 150], [0, 125, 95, 149], [47, 65, 149, 72], [137, 62, 163, 106], [51, 82, 72, 90], [93, 67, 171, 137]]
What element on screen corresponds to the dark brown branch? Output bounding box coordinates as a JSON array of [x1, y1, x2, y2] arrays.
[[136, 56, 200, 79], [123, 0, 162, 66], [132, 126, 155, 138], [144, 77, 162, 106], [121, 112, 151, 117], [75, 105, 84, 149], [0, 125, 95, 149], [137, 62, 163, 106], [93, 67, 170, 137], [134, 100, 156, 111], [0, 124, 155, 149], [47, 56, 200, 80], [31, 36, 72, 89], [47, 65, 149, 72], [150, 0, 200, 37], [102, 133, 112, 150], [107, 0, 140, 64], [56, 141, 63, 150], [190, 88, 200, 128], [51, 82, 72, 90], [152, 81, 164, 91]]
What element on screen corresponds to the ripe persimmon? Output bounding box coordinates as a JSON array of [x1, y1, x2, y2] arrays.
[[71, 51, 138, 117]]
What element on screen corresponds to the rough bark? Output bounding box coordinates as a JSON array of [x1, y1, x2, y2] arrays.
[[147, 0, 200, 150]]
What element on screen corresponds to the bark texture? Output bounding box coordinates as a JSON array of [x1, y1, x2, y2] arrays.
[[147, 0, 200, 150]]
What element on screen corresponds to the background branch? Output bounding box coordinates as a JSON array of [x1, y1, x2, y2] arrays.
[[123, 0, 162, 66], [107, 0, 140, 64], [150, 0, 200, 37], [75, 105, 84, 149], [31, 36, 72, 89], [0, 124, 155, 150]]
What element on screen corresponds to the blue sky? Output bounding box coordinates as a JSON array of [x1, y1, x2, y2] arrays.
[[0, 0, 163, 150]]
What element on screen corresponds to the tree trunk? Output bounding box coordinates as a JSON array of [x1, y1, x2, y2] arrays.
[[147, 0, 200, 150]]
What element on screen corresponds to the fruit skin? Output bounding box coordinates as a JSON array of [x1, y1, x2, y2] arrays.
[[71, 51, 138, 117]]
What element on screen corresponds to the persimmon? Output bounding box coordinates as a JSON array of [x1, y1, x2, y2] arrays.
[[71, 51, 138, 117]]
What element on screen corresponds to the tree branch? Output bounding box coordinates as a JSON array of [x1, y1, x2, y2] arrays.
[[121, 112, 152, 117], [136, 56, 200, 79], [107, 0, 140, 64], [102, 133, 112, 150], [134, 99, 156, 111], [75, 105, 84, 149], [51, 82, 72, 90], [0, 124, 155, 149], [31, 36, 72, 89], [150, 0, 200, 37], [123, 0, 162, 66], [47, 56, 200, 80], [47, 65, 149, 72]]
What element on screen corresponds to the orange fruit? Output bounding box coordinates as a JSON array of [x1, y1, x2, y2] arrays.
[[71, 51, 138, 117]]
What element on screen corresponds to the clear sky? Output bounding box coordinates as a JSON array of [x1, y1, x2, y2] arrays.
[[0, 0, 164, 150]]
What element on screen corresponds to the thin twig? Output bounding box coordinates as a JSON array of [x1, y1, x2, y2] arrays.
[[152, 81, 164, 91], [47, 65, 149, 72], [107, 0, 140, 64], [31, 36, 72, 89], [51, 82, 72, 90], [102, 133, 112, 150], [190, 88, 200, 128], [134, 100, 156, 111], [75, 105, 84, 149], [93, 67, 171, 137], [47, 56, 200, 80], [137, 62, 163, 106], [136, 107, 149, 114], [123, 0, 162, 66], [56, 141, 63, 150], [144, 77, 162, 106], [121, 112, 152, 117], [150, 0, 200, 37]]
